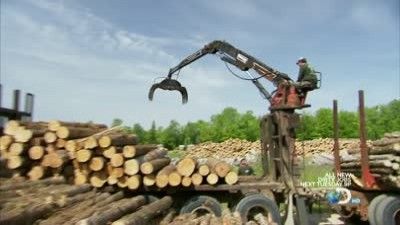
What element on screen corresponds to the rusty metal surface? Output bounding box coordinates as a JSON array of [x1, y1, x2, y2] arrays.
[[358, 90, 376, 188], [333, 100, 341, 177]]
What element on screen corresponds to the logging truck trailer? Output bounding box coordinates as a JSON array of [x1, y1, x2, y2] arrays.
[[137, 112, 314, 225], [331, 91, 400, 225]]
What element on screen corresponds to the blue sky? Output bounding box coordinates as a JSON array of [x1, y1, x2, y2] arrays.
[[1, 0, 399, 128]]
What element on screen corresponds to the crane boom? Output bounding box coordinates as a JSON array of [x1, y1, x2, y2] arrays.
[[148, 39, 310, 110], [166, 40, 292, 86]]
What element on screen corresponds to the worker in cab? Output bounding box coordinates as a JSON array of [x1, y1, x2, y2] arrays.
[[238, 158, 254, 176], [293, 57, 318, 93]]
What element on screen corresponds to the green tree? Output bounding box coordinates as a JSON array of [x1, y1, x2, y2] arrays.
[[111, 118, 123, 127], [146, 121, 158, 143], [159, 120, 182, 149], [132, 123, 146, 143], [339, 111, 359, 138], [182, 122, 200, 145], [297, 113, 318, 140], [314, 108, 333, 138]]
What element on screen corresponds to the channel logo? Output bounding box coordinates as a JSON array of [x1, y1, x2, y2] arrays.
[[326, 187, 360, 205]]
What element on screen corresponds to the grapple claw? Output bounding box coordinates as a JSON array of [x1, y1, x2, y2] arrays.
[[148, 78, 188, 104]]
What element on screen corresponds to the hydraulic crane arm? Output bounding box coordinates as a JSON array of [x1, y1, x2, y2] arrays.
[[166, 40, 292, 85], [149, 40, 293, 104]]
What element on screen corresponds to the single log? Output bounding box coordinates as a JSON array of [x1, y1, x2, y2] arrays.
[[191, 173, 203, 186], [103, 146, 117, 159], [56, 126, 100, 139], [0, 176, 65, 191], [117, 176, 128, 188], [48, 120, 107, 132], [28, 146, 45, 160], [111, 167, 125, 178], [99, 134, 138, 148], [65, 140, 84, 152], [206, 173, 219, 185], [215, 162, 231, 178], [127, 175, 141, 190], [47, 150, 70, 168], [45, 144, 56, 153], [143, 174, 156, 186], [111, 196, 173, 225], [177, 157, 196, 177], [30, 137, 45, 146], [159, 209, 176, 225], [9, 142, 27, 156], [225, 171, 239, 185], [340, 160, 393, 168], [124, 159, 140, 175], [84, 136, 98, 149], [0, 135, 13, 150], [0, 201, 58, 225], [7, 155, 25, 169], [384, 132, 400, 138], [59, 184, 92, 196], [370, 143, 400, 153], [168, 171, 182, 187], [123, 144, 158, 158], [341, 154, 400, 163], [373, 137, 400, 146], [90, 171, 108, 188], [89, 157, 105, 171], [155, 165, 176, 188], [76, 149, 92, 163], [27, 165, 46, 180], [4, 122, 20, 136], [143, 148, 167, 161], [140, 158, 171, 175], [111, 153, 125, 167], [15, 127, 45, 142], [56, 139, 66, 148], [198, 164, 210, 176], [44, 132, 57, 143], [77, 196, 147, 225], [74, 169, 89, 185], [108, 176, 118, 185], [181, 176, 192, 187]]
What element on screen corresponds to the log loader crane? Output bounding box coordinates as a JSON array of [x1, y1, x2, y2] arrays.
[[148, 40, 320, 225]]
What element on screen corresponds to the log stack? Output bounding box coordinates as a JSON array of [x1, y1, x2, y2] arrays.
[[184, 138, 372, 161], [0, 120, 239, 191], [0, 177, 175, 225], [340, 132, 400, 188]]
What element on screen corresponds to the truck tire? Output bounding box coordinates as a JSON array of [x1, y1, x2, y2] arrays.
[[180, 195, 222, 217], [374, 195, 400, 225], [368, 194, 388, 225], [234, 193, 281, 225]]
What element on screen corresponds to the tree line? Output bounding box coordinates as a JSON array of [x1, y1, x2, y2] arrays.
[[111, 99, 400, 149]]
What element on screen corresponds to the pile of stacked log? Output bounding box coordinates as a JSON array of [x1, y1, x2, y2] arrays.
[[0, 120, 239, 190], [295, 138, 372, 155], [184, 138, 371, 160], [0, 177, 174, 225], [153, 157, 239, 188], [340, 132, 400, 188], [185, 138, 261, 159], [0, 120, 110, 180]]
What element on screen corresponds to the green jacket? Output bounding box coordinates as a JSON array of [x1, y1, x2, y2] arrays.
[[297, 64, 317, 85]]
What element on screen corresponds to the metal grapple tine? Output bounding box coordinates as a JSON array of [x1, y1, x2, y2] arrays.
[[148, 83, 159, 101], [180, 87, 188, 104]]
